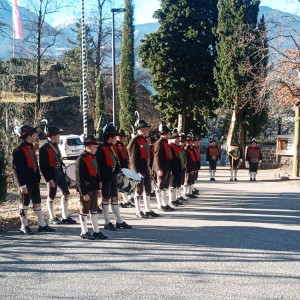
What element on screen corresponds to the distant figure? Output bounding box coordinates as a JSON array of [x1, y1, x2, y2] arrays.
[[206, 139, 221, 181], [246, 139, 262, 181]]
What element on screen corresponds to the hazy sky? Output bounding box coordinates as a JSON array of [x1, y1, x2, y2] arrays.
[[15, 0, 300, 25]]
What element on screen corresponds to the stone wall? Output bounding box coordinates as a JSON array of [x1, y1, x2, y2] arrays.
[[259, 145, 293, 169]]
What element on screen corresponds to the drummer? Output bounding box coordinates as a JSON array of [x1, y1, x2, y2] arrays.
[[127, 120, 159, 218], [39, 125, 77, 225], [115, 129, 133, 208], [96, 123, 132, 231]]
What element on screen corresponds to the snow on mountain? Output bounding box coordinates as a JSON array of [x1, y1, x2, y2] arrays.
[[52, 15, 78, 29]]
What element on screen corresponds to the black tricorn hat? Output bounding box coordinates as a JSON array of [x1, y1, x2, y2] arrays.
[[47, 125, 63, 137], [19, 125, 37, 139], [135, 120, 151, 130], [84, 134, 99, 146], [117, 129, 127, 137], [179, 133, 187, 142], [102, 123, 118, 137], [159, 123, 172, 134], [193, 135, 201, 141], [171, 129, 180, 139]]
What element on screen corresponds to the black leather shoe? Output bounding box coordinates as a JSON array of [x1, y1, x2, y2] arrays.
[[176, 199, 183, 205], [20, 226, 34, 235], [234, 178, 238, 181], [116, 222, 132, 229], [253, 178, 256, 181], [49, 217, 62, 225], [166, 205, 175, 211], [192, 190, 199, 195], [136, 211, 148, 218], [93, 231, 108, 240], [187, 194, 197, 199], [230, 178, 233, 181], [126, 201, 135, 207], [61, 217, 77, 224], [38, 225, 56, 232], [150, 192, 156, 197], [171, 200, 178, 207], [159, 206, 168, 212], [250, 178, 253, 181], [210, 178, 213, 181], [104, 222, 117, 231], [177, 196, 184, 200], [119, 203, 128, 208], [80, 232, 95, 240], [146, 210, 160, 217], [97, 206, 103, 213]]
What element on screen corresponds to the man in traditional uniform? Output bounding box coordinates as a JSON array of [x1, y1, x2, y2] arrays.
[[96, 124, 132, 230], [246, 139, 262, 181], [169, 129, 184, 206], [76, 135, 107, 240], [127, 120, 159, 218], [178, 133, 188, 201], [152, 123, 175, 211], [192, 135, 201, 195], [115, 129, 133, 208], [12, 125, 55, 235], [183, 134, 197, 198], [228, 143, 243, 181], [206, 139, 221, 181], [39, 125, 76, 225]]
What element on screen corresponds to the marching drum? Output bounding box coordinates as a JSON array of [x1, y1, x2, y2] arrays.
[[65, 163, 76, 188], [117, 168, 143, 195]]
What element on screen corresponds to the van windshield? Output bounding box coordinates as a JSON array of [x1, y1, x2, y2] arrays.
[[67, 138, 83, 146]]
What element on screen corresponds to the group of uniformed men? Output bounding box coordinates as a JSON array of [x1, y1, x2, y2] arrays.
[[12, 119, 262, 239]]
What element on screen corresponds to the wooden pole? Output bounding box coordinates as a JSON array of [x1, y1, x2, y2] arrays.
[[292, 104, 300, 177]]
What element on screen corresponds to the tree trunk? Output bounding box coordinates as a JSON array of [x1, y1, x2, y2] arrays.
[[292, 104, 300, 177], [178, 114, 186, 133]]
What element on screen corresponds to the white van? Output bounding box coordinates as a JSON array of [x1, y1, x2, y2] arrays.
[[58, 135, 84, 158]]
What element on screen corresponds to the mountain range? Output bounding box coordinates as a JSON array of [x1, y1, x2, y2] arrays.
[[0, 2, 299, 62]]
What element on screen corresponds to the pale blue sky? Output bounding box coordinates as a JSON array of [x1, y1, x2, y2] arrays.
[[15, 0, 300, 25]]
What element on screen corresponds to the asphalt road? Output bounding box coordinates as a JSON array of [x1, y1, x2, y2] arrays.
[[1, 168, 300, 300]]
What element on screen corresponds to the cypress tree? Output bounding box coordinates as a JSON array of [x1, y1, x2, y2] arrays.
[[119, 0, 136, 132], [95, 73, 106, 134], [139, 0, 218, 132], [214, 0, 267, 147]]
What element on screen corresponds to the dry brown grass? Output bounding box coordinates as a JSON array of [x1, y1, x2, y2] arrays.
[[0, 185, 81, 233], [0, 91, 69, 103]]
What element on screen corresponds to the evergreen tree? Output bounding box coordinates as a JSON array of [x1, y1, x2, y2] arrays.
[[214, 0, 268, 147], [0, 150, 6, 203], [95, 73, 106, 134], [139, 0, 218, 132], [119, 0, 136, 132]]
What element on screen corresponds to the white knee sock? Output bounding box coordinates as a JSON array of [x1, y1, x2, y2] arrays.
[[156, 189, 162, 209], [19, 205, 28, 228], [102, 203, 111, 224], [61, 196, 68, 219], [169, 187, 175, 204], [161, 190, 168, 206], [33, 207, 46, 227], [143, 193, 151, 212], [79, 213, 88, 234], [209, 170, 213, 178], [234, 169, 238, 178], [90, 213, 99, 233], [122, 193, 129, 203], [47, 198, 55, 220], [111, 203, 123, 223], [183, 185, 188, 196], [189, 185, 192, 194], [254, 172, 257, 179], [212, 170, 216, 177], [134, 195, 141, 214]]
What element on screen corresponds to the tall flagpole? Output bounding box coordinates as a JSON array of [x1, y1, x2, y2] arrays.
[[81, 0, 88, 138]]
